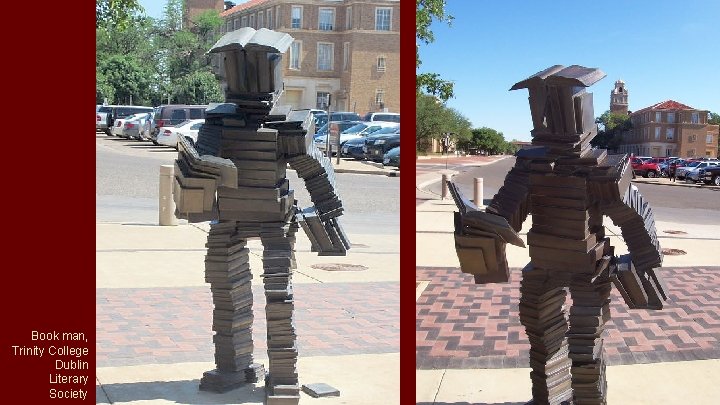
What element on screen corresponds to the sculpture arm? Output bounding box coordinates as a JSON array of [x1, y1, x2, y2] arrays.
[[589, 154, 667, 309], [265, 110, 350, 255]]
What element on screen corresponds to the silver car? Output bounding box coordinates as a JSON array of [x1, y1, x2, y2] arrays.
[[684, 161, 719, 182]]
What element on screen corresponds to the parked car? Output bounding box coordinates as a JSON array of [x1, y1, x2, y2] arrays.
[[362, 112, 400, 123], [152, 105, 207, 143], [313, 112, 362, 132], [681, 161, 719, 182], [340, 126, 400, 159], [156, 119, 205, 149], [699, 165, 720, 186], [363, 127, 401, 162], [122, 112, 154, 140], [383, 146, 400, 167], [630, 157, 660, 178], [313, 120, 363, 154], [98, 105, 154, 135]]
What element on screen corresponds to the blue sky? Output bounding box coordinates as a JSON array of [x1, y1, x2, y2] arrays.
[[137, 0, 166, 20], [418, 1, 720, 141]]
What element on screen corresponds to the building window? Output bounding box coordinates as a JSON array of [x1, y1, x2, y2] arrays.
[[666, 148, 673, 157], [289, 41, 301, 70], [375, 7, 392, 31], [226, 21, 231, 32], [316, 92, 331, 109], [643, 127, 648, 140], [655, 111, 661, 122], [291, 6, 302, 29], [375, 89, 385, 108], [317, 42, 334, 71], [249, 14, 255, 28], [687, 149, 695, 157], [267, 9, 273, 29], [346, 6, 352, 29], [241, 16, 247, 27], [342, 42, 349, 71], [233, 18, 238, 30], [258, 11, 264, 28], [688, 134, 697, 143], [708, 133, 715, 144], [376, 56, 386, 72], [654, 127, 660, 140], [691, 112, 699, 124], [666, 128, 674, 140], [667, 112, 676, 123], [319, 8, 334, 31]]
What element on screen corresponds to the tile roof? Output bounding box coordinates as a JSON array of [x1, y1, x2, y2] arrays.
[[635, 100, 696, 113], [221, 0, 270, 17]]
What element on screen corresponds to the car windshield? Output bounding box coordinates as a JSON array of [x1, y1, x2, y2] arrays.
[[341, 123, 368, 134], [372, 126, 399, 135], [687, 161, 701, 167]]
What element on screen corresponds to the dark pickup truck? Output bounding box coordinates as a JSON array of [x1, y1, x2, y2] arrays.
[[699, 165, 720, 186]]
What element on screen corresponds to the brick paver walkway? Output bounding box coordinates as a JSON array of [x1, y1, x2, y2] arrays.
[[97, 282, 399, 367], [417, 266, 720, 369]]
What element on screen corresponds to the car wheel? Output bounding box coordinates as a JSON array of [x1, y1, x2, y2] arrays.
[[647, 170, 657, 178], [152, 140, 159, 146], [714, 176, 720, 186]]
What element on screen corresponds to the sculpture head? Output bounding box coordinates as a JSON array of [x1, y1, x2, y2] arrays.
[[510, 65, 606, 138], [208, 28, 294, 102]]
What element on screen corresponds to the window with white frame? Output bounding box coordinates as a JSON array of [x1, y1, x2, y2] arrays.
[[233, 18, 238, 30], [666, 128, 674, 140], [248, 14, 254, 28], [241, 16, 247, 27], [316, 92, 331, 109], [267, 9, 273, 29], [708, 132, 715, 144], [342, 42, 349, 71], [346, 6, 352, 29], [258, 11, 264, 28], [319, 8, 334, 31], [226, 21, 231, 32], [376, 56, 386, 72], [655, 111, 661, 122], [317, 42, 334, 71], [375, 7, 391, 31], [289, 41, 301, 70], [691, 112, 699, 124], [375, 89, 385, 107], [667, 112, 675, 123], [654, 127, 660, 140], [291, 6, 302, 29]]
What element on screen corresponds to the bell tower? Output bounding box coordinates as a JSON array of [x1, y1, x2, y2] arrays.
[[610, 79, 628, 115]]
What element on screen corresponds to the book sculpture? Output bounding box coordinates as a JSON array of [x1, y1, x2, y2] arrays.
[[172, 28, 350, 404], [449, 65, 667, 405]]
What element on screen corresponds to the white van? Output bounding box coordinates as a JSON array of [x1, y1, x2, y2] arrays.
[[362, 112, 400, 123]]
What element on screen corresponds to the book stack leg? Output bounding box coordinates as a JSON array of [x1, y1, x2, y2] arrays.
[[568, 272, 612, 405], [260, 228, 300, 405], [519, 267, 573, 405], [200, 221, 263, 392]]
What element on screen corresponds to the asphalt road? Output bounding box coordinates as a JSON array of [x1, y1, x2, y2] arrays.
[[423, 156, 720, 226], [95, 133, 399, 234]]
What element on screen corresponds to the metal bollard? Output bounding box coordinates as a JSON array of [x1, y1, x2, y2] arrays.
[[441, 174, 449, 200], [159, 165, 178, 226], [474, 177, 484, 207]]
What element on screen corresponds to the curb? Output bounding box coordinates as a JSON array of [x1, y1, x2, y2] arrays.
[[631, 178, 720, 190]]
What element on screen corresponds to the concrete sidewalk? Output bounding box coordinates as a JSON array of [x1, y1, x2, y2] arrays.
[[96, 169, 400, 404], [416, 165, 720, 404]]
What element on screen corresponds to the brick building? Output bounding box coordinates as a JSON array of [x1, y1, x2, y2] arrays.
[[617, 100, 718, 159], [192, 0, 399, 115]]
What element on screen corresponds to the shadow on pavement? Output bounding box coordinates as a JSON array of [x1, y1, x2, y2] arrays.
[[97, 379, 266, 404]]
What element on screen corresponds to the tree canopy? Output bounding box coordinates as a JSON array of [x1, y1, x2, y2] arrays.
[[591, 110, 632, 151], [96, 0, 224, 106], [416, 0, 454, 101], [96, 0, 144, 30]]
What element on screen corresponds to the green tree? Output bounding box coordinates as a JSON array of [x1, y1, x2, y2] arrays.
[[98, 55, 153, 105], [173, 70, 223, 104], [709, 112, 720, 125], [96, 0, 144, 30], [591, 110, 631, 151], [415, 94, 472, 153], [471, 127, 507, 155], [416, 0, 454, 101]]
